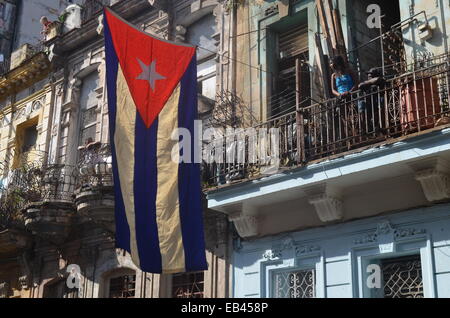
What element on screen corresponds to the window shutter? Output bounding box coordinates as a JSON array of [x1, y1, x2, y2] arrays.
[[278, 24, 308, 59]]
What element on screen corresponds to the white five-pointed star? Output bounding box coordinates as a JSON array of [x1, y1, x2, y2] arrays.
[[135, 58, 166, 91]]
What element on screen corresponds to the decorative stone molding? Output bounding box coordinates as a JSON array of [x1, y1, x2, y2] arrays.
[[262, 235, 321, 260], [175, 25, 187, 42], [229, 211, 259, 238], [97, 15, 104, 35], [354, 220, 426, 250], [295, 245, 321, 256], [412, 157, 450, 202], [262, 249, 281, 261]]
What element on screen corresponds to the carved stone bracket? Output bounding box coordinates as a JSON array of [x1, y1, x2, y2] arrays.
[[306, 185, 343, 222], [415, 169, 450, 202], [411, 157, 450, 202], [229, 211, 260, 238]]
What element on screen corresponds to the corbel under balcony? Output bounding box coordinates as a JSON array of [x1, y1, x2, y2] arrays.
[[305, 185, 343, 222], [412, 157, 450, 202], [228, 211, 260, 238], [220, 203, 262, 238]]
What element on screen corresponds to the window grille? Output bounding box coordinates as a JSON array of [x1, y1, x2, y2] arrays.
[[109, 275, 136, 298], [273, 268, 315, 298], [172, 272, 204, 298], [381, 255, 424, 298]]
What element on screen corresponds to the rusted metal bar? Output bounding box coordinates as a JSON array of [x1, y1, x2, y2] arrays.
[[296, 58, 305, 163]]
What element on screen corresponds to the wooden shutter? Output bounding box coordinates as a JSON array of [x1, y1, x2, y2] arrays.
[[278, 24, 308, 59]]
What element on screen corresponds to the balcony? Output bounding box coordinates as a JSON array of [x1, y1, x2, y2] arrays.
[[203, 54, 450, 189], [0, 43, 51, 100], [74, 142, 114, 233], [22, 164, 77, 244]]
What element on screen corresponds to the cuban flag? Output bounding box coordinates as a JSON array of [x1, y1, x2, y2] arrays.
[[103, 8, 207, 274]]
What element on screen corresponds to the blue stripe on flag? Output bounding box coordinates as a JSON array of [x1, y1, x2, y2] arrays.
[[178, 56, 208, 272], [134, 116, 163, 273], [104, 15, 131, 253]]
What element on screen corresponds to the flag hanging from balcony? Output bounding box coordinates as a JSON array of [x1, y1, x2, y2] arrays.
[[103, 8, 207, 274]]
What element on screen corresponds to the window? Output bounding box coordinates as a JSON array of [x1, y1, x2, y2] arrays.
[[270, 20, 310, 118], [78, 72, 99, 146], [186, 14, 217, 101], [380, 255, 423, 298], [13, 118, 39, 168], [22, 125, 38, 153], [109, 274, 136, 298], [172, 272, 204, 298], [272, 268, 315, 298]]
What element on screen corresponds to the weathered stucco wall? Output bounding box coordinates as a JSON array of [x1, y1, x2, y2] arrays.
[[13, 0, 84, 50], [400, 0, 449, 63]]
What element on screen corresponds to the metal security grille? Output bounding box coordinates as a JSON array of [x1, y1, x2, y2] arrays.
[[273, 269, 315, 298], [172, 272, 204, 298], [109, 275, 136, 298], [381, 255, 424, 298]]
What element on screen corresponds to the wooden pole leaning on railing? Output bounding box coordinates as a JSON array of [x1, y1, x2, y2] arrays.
[[315, 0, 335, 57], [296, 58, 306, 164]]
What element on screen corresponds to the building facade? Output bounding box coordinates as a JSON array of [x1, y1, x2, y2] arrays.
[[0, 0, 231, 298], [205, 0, 450, 298]]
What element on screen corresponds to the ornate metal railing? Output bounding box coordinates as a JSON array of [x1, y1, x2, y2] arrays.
[[0, 151, 47, 230], [40, 164, 78, 202], [77, 142, 113, 190], [203, 54, 450, 188], [0, 152, 78, 210]]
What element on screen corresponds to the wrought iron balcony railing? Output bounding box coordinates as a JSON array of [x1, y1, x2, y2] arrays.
[[77, 142, 113, 190], [203, 54, 450, 188], [0, 156, 77, 210]]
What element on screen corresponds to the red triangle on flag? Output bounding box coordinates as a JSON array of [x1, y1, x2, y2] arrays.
[[105, 9, 196, 128]]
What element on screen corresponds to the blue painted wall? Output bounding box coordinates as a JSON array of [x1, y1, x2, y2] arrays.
[[233, 204, 450, 298]]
